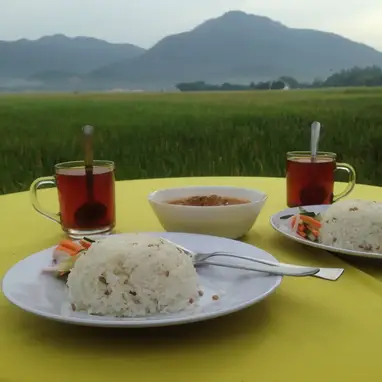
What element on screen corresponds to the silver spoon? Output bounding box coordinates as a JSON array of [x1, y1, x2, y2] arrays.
[[160, 238, 343, 280], [300, 121, 327, 204], [310, 121, 321, 162], [194, 258, 320, 277], [74, 125, 107, 227], [194, 252, 343, 281]]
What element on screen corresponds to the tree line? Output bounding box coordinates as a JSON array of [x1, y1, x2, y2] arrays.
[[176, 66, 382, 92]]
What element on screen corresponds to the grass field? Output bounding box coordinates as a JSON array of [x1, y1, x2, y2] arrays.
[[1, 88, 382, 194]]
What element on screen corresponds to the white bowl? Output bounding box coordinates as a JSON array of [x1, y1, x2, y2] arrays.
[[148, 186, 268, 239]]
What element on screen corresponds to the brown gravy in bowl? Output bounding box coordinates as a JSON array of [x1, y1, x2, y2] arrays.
[[167, 194, 251, 207]]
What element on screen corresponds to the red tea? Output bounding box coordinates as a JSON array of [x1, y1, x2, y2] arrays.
[[286, 157, 335, 207], [56, 166, 115, 230]]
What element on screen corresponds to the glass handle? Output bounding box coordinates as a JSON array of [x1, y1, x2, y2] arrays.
[[333, 163, 356, 203], [30, 176, 61, 224]]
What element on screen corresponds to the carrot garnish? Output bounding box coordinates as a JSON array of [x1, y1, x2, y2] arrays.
[[59, 240, 84, 253], [299, 215, 321, 229], [298, 224, 305, 233], [55, 245, 77, 257]]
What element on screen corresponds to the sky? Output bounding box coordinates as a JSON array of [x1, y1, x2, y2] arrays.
[[1, 0, 381, 51]]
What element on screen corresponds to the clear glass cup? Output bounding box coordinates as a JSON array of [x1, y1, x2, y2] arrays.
[[286, 151, 356, 207], [30, 160, 115, 238]]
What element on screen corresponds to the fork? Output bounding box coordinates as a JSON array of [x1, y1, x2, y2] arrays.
[[161, 238, 344, 281]]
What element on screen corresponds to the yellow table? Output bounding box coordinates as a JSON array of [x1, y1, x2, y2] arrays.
[[1, 177, 382, 382]]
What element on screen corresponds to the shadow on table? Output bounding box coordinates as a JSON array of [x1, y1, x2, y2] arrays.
[[334, 253, 382, 281], [266, 232, 382, 281], [6, 295, 278, 354], [251, 232, 347, 268]]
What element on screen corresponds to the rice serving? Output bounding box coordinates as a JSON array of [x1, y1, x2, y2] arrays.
[[67, 234, 200, 317], [320, 199, 382, 253]]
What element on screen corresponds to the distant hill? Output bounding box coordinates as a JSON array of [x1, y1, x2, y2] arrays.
[[0, 34, 145, 80], [2, 11, 382, 91], [91, 11, 382, 88]]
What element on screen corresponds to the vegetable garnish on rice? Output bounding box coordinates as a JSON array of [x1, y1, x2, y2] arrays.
[[42, 237, 95, 277], [280, 207, 322, 242]]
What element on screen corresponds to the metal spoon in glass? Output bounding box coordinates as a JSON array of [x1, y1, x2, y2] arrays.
[[74, 125, 107, 227], [161, 238, 344, 281], [300, 121, 327, 204], [310, 121, 321, 162]]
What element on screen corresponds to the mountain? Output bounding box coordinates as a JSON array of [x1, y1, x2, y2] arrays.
[[91, 11, 382, 87], [2, 11, 382, 91], [0, 34, 145, 80]]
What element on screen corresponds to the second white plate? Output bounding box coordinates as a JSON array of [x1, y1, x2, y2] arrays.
[[270, 205, 382, 259]]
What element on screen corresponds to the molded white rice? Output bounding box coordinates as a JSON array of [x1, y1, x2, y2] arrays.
[[320, 199, 382, 253], [67, 234, 200, 317]]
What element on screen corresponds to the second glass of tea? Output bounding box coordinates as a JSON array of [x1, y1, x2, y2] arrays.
[[286, 151, 356, 207], [30, 160, 115, 238]]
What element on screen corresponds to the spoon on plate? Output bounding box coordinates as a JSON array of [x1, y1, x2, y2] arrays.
[[74, 125, 107, 227], [160, 238, 344, 281]]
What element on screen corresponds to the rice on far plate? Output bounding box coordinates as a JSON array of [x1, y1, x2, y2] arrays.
[[282, 199, 382, 254], [320, 199, 382, 253]]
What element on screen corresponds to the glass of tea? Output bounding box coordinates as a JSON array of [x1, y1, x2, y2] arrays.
[[30, 160, 115, 238], [286, 151, 356, 207]]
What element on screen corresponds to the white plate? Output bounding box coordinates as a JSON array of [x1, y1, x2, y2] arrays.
[[270, 205, 382, 259], [1, 232, 282, 328]]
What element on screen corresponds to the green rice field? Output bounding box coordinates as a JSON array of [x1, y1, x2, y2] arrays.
[[1, 88, 382, 194]]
